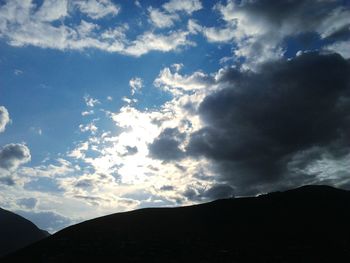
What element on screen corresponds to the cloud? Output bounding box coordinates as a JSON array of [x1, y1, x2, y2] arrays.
[[160, 185, 174, 191], [325, 40, 350, 59], [0, 106, 10, 133], [148, 128, 185, 161], [30, 127, 43, 135], [16, 197, 38, 209], [0, 176, 15, 186], [0, 0, 194, 56], [148, 7, 179, 28], [154, 64, 214, 94], [194, 0, 350, 68], [84, 94, 100, 107], [123, 146, 138, 156], [185, 52, 350, 195], [123, 30, 194, 57], [14, 69, 23, 75], [202, 184, 234, 199], [19, 158, 76, 178], [74, 0, 120, 20], [36, 0, 68, 22], [183, 183, 234, 201], [129, 77, 143, 95], [0, 144, 31, 172], [163, 0, 202, 14]]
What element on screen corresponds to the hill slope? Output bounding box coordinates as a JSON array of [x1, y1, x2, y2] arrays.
[[0, 208, 49, 257], [3, 185, 350, 262]]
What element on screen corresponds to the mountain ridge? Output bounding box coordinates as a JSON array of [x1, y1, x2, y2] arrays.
[[0, 207, 49, 257], [3, 184, 350, 262]]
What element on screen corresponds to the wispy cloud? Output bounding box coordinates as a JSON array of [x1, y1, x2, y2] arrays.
[[0, 0, 196, 56]]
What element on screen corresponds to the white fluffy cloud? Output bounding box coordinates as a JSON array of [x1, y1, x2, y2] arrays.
[[147, 0, 202, 29], [163, 0, 202, 14], [73, 0, 120, 19], [0, 106, 10, 133], [36, 0, 68, 22], [154, 65, 214, 94], [123, 30, 194, 56], [148, 7, 179, 28], [0, 0, 194, 56]]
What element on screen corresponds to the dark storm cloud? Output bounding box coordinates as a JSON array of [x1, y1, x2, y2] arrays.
[[0, 143, 31, 171], [183, 184, 235, 201], [148, 128, 185, 161], [235, 0, 348, 36], [203, 184, 235, 199], [186, 52, 350, 194]]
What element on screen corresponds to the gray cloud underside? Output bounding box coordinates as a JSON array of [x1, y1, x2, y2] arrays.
[[150, 51, 350, 195], [189, 52, 350, 194], [0, 143, 31, 172]]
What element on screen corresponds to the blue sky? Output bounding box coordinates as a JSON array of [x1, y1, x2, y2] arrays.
[[0, 0, 349, 232]]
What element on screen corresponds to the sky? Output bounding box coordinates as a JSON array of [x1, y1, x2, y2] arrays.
[[0, 0, 349, 233]]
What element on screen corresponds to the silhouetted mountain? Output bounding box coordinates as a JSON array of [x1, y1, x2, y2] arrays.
[[0, 208, 49, 257], [3, 185, 350, 262]]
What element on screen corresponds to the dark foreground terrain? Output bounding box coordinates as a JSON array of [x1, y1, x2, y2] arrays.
[[3, 185, 350, 262], [0, 208, 49, 257]]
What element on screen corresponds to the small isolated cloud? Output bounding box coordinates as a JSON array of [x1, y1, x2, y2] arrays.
[[74, 0, 120, 20], [0, 106, 10, 133], [81, 110, 94, 116], [14, 69, 23, 75], [79, 122, 98, 134], [129, 77, 143, 95], [135, 0, 141, 8], [30, 127, 43, 135], [0, 143, 31, 172], [84, 95, 100, 107]]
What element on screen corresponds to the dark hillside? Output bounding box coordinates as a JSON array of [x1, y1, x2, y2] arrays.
[[3, 185, 350, 262], [0, 208, 49, 257]]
